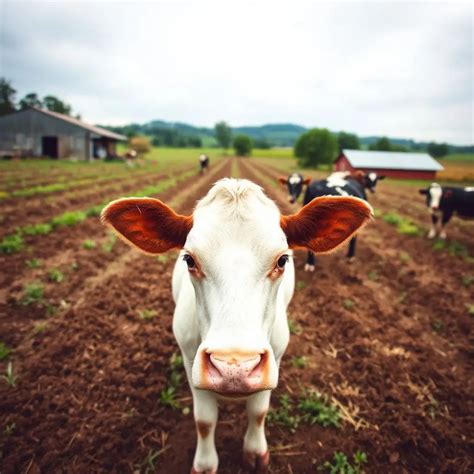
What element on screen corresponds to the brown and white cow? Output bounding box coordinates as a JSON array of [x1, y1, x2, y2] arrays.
[[101, 178, 372, 473]]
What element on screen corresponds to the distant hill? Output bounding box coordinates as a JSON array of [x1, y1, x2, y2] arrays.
[[99, 119, 473, 152]]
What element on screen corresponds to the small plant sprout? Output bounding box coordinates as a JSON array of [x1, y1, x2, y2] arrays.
[[102, 233, 116, 253], [399, 252, 411, 263], [159, 386, 180, 409], [48, 268, 65, 283], [169, 352, 183, 371], [21, 282, 44, 305], [295, 280, 307, 290], [291, 356, 307, 369], [432, 319, 443, 332], [462, 275, 473, 287], [4, 422, 16, 436], [466, 304, 474, 316], [288, 318, 303, 335], [298, 391, 341, 428], [140, 448, 166, 474], [156, 254, 169, 264], [267, 394, 301, 433], [70, 261, 79, 271], [367, 270, 378, 281], [2, 362, 17, 387], [0, 233, 24, 254], [138, 309, 157, 320], [342, 298, 355, 310], [0, 342, 12, 360], [33, 321, 48, 334], [82, 239, 97, 250], [319, 450, 368, 474], [25, 258, 42, 269]]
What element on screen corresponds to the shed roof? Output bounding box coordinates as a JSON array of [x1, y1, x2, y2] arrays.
[[340, 149, 443, 171], [31, 107, 127, 141]]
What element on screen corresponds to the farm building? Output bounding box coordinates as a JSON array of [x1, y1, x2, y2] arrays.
[[0, 107, 126, 160], [335, 149, 444, 180]]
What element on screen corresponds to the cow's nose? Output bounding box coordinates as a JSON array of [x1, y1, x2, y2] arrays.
[[202, 350, 268, 395]]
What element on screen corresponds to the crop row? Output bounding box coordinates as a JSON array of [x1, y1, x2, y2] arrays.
[[0, 168, 195, 255]]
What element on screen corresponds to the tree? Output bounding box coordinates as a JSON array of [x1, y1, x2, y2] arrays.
[[129, 136, 151, 154], [43, 95, 72, 115], [0, 78, 16, 116], [337, 131, 360, 150], [215, 121, 232, 150], [369, 137, 392, 151], [233, 134, 253, 156], [294, 128, 338, 168], [19, 92, 42, 110], [427, 142, 449, 158]]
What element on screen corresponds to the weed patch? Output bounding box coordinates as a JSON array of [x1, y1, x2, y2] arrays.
[[319, 450, 368, 474], [48, 268, 65, 283], [21, 282, 44, 305], [82, 239, 97, 250], [0, 234, 24, 254], [0, 342, 12, 360]]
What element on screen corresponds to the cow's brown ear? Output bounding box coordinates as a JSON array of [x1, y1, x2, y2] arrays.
[[419, 189, 428, 195], [303, 177, 311, 185], [280, 196, 373, 254], [101, 197, 192, 254], [278, 177, 288, 185]]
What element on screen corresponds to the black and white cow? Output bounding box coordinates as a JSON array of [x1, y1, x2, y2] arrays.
[[419, 183, 474, 239], [278, 173, 311, 203], [199, 154, 210, 174], [280, 171, 384, 271]]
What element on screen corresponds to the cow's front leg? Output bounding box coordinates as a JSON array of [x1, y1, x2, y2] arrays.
[[191, 388, 219, 474], [346, 237, 357, 262], [439, 210, 452, 240], [243, 390, 271, 472], [304, 251, 315, 272], [428, 213, 439, 239]]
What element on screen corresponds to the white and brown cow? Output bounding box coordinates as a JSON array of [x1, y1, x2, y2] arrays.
[[101, 179, 372, 473]]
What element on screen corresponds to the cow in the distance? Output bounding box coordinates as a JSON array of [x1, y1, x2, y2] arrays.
[[280, 171, 384, 271], [101, 179, 372, 473], [419, 183, 474, 239], [199, 154, 210, 174]]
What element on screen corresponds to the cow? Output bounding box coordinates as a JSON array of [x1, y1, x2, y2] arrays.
[[419, 183, 474, 239], [279, 171, 384, 271], [199, 154, 210, 174], [101, 178, 372, 473]]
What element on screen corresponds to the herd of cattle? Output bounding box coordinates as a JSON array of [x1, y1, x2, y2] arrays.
[[98, 156, 472, 473]]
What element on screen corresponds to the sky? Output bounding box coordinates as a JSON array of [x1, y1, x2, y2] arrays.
[[0, 0, 473, 144]]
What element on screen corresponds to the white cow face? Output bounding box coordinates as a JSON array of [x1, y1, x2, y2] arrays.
[[419, 183, 443, 212], [101, 179, 372, 397]]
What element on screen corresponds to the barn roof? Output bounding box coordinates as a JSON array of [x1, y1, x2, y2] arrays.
[[340, 149, 444, 171], [31, 107, 127, 141]]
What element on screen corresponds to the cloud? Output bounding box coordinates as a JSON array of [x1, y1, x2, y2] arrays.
[[1, 0, 472, 143]]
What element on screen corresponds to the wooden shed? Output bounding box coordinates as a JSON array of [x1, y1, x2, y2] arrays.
[[335, 149, 444, 180], [0, 107, 126, 160]]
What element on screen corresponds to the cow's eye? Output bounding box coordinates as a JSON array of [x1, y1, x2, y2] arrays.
[[277, 255, 289, 269], [183, 254, 196, 269]]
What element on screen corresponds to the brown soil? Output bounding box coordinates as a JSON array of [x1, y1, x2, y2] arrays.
[[0, 158, 472, 474]]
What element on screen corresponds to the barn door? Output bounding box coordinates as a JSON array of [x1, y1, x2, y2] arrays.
[[42, 136, 58, 158]]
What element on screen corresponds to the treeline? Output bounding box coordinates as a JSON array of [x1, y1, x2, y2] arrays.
[[294, 129, 465, 168], [0, 78, 78, 118]]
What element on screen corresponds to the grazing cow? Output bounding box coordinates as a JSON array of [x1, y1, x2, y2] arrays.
[[199, 154, 210, 174], [280, 171, 384, 271], [419, 183, 474, 239], [101, 179, 372, 473]]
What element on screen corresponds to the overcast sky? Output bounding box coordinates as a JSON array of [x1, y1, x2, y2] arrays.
[[1, 0, 472, 144]]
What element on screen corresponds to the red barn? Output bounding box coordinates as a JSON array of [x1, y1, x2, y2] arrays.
[[335, 149, 444, 180]]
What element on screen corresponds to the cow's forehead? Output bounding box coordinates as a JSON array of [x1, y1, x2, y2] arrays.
[[368, 172, 376, 181], [288, 174, 302, 185]]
